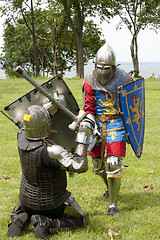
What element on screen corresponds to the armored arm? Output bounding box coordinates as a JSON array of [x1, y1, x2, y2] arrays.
[[74, 113, 95, 157], [75, 114, 95, 145], [47, 145, 88, 173]]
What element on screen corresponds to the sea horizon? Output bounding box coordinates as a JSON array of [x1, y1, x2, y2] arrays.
[[0, 61, 160, 79], [66, 61, 160, 79]]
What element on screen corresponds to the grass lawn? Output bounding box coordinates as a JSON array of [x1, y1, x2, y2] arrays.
[[0, 76, 160, 240]]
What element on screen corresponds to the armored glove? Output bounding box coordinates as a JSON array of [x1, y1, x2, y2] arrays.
[[47, 145, 88, 173]]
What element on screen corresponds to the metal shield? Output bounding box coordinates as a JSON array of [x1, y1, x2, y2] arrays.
[[4, 75, 79, 153], [118, 78, 145, 158]]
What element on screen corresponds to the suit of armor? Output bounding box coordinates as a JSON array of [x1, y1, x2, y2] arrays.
[[7, 105, 90, 238], [18, 134, 70, 212], [83, 43, 133, 215]]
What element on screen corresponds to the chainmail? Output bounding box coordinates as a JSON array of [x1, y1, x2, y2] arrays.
[[85, 68, 128, 95]]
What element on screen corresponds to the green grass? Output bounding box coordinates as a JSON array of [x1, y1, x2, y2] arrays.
[[0, 76, 160, 239]]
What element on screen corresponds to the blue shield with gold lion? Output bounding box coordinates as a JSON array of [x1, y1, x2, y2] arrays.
[[118, 78, 145, 158]]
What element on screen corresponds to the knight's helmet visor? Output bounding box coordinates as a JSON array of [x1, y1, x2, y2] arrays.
[[95, 44, 116, 85]]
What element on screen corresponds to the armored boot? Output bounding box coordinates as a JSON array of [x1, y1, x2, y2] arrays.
[[92, 156, 109, 199], [105, 156, 123, 215], [31, 214, 53, 239], [7, 207, 28, 238], [49, 195, 89, 234]]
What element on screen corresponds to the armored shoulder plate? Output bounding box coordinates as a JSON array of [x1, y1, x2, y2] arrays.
[[17, 129, 43, 151]]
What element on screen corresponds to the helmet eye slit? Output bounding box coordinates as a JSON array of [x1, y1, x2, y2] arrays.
[[96, 64, 111, 70]]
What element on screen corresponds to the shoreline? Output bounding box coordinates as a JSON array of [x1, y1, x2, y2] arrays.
[[0, 62, 160, 79]]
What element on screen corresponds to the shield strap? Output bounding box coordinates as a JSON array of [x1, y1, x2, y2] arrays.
[[96, 114, 122, 161]]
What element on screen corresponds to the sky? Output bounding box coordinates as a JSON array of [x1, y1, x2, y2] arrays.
[[0, 15, 160, 64], [94, 16, 160, 63]]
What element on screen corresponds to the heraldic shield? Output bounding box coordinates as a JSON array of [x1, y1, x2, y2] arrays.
[[4, 75, 79, 153], [118, 78, 145, 158]]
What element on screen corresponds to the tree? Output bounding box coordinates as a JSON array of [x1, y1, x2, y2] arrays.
[[0, 6, 104, 77], [112, 0, 160, 77], [12, 0, 41, 76], [0, 0, 42, 76], [83, 20, 105, 63], [0, 10, 74, 76], [48, 0, 115, 78], [0, 19, 33, 76]]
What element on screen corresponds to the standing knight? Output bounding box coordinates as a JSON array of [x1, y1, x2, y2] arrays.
[[83, 43, 133, 215]]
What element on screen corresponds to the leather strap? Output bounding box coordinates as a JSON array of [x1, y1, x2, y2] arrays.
[[96, 114, 122, 122]]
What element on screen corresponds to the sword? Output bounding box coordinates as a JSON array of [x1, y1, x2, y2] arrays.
[[15, 66, 86, 131]]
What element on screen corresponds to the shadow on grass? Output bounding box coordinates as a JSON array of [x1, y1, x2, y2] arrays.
[[119, 190, 160, 212], [89, 189, 160, 216]]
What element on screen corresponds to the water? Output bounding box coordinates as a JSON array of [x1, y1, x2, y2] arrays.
[[0, 68, 6, 79], [64, 62, 160, 79], [0, 62, 160, 79], [119, 62, 160, 79]]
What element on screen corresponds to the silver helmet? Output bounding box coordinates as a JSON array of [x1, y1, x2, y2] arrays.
[[23, 105, 51, 140], [95, 43, 116, 85]]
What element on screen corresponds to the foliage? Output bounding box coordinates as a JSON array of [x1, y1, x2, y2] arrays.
[[116, 0, 160, 35], [83, 20, 105, 63], [0, 76, 160, 239], [48, 0, 113, 77], [116, 0, 160, 77], [100, 0, 160, 78], [1, 0, 160, 78], [0, 2, 104, 77], [0, 3, 76, 76], [0, 0, 105, 78]]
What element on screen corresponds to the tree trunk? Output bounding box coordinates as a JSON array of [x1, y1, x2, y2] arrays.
[[53, 18, 58, 75], [39, 54, 45, 77], [61, 1, 84, 78], [77, 34, 84, 78], [28, 56, 34, 76], [130, 35, 139, 77], [31, 0, 39, 77]]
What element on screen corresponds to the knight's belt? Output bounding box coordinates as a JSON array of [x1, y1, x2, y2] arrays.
[[96, 114, 122, 122]]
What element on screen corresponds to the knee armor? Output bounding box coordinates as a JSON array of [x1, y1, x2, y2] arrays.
[[105, 156, 124, 179]]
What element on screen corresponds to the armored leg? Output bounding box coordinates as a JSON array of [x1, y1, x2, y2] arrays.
[[31, 196, 89, 239], [92, 156, 109, 199], [105, 156, 123, 215], [31, 214, 85, 238], [7, 201, 28, 238], [49, 215, 85, 235], [31, 196, 88, 238], [64, 195, 89, 226]]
